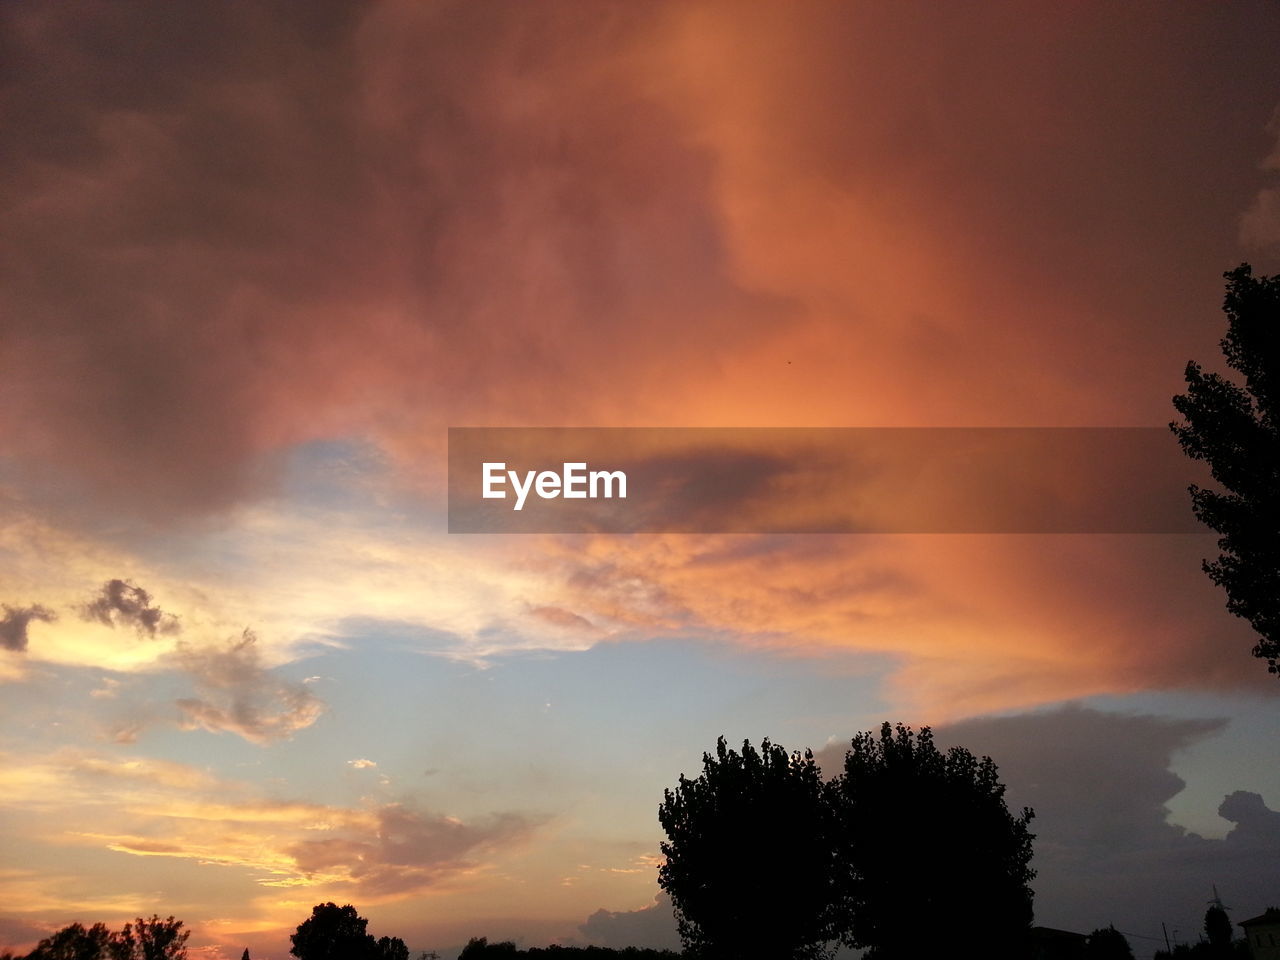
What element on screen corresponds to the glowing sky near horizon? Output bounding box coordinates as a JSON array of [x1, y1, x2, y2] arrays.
[[3, 3, 1280, 958]]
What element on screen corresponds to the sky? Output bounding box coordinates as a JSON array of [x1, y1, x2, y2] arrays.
[[2, 2, 1280, 958]]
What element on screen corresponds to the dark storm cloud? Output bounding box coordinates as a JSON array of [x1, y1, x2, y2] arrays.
[[80, 578, 179, 636], [0, 0, 777, 516], [0, 603, 56, 652]]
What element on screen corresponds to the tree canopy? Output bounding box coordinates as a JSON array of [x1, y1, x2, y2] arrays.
[[827, 723, 1035, 960], [289, 904, 407, 960], [657, 737, 843, 960], [20, 917, 187, 960], [1084, 925, 1135, 960], [1171, 263, 1280, 676]]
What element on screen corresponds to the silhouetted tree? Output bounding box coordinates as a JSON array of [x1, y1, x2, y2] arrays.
[[1171, 264, 1280, 676], [291, 904, 378, 960], [1085, 926, 1134, 960], [113, 917, 188, 960], [828, 723, 1035, 960], [1204, 905, 1233, 956], [657, 737, 842, 960], [375, 937, 410, 960], [458, 939, 519, 959], [241, 951, 250, 960], [25, 922, 113, 960], [456, 945, 680, 959]]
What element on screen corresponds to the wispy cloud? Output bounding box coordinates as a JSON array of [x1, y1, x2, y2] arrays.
[[171, 630, 323, 744], [0, 749, 541, 901]]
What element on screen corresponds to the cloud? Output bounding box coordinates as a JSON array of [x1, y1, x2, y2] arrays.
[[527, 606, 598, 633], [538, 532, 1271, 716], [347, 758, 377, 770], [578, 892, 682, 951], [0, 0, 778, 518], [171, 629, 323, 744], [1240, 104, 1280, 256], [81, 579, 179, 637], [286, 804, 537, 896], [1, 0, 1278, 714], [0, 748, 539, 903], [0, 603, 55, 652]]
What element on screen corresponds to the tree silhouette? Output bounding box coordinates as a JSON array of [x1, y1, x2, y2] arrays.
[[375, 937, 409, 960], [1085, 925, 1135, 960], [114, 917, 188, 960], [289, 904, 405, 960], [657, 737, 842, 960], [1204, 905, 1233, 957], [1171, 264, 1280, 676], [24, 922, 112, 960], [828, 723, 1035, 960], [20, 918, 187, 960], [458, 940, 519, 959]]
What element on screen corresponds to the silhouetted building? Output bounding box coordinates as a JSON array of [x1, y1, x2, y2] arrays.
[[1030, 926, 1088, 960], [1240, 909, 1280, 960]]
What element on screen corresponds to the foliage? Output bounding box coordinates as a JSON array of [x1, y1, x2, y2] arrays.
[[24, 923, 113, 960], [1204, 905, 1233, 952], [657, 737, 842, 960], [1171, 263, 1280, 675], [290, 904, 406, 960], [21, 918, 186, 960], [827, 723, 1035, 960], [376, 937, 410, 960], [1085, 926, 1134, 960], [119, 917, 188, 960], [458, 940, 518, 959], [456, 944, 680, 959]]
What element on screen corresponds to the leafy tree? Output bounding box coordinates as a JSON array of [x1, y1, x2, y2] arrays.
[[657, 737, 842, 960], [1085, 925, 1134, 960], [25, 922, 113, 960], [1204, 905, 1233, 956], [828, 723, 1035, 960], [375, 937, 410, 960], [112, 917, 188, 960], [288, 905, 407, 960], [1171, 264, 1280, 676], [290, 904, 377, 960], [458, 939, 519, 959]]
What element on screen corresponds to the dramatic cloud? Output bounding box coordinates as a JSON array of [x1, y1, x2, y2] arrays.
[[171, 629, 323, 744], [0, 604, 55, 652], [536, 533, 1271, 714], [4, 3, 1280, 954], [81, 579, 179, 637]]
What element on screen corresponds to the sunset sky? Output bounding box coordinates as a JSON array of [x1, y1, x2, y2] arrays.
[[3, 3, 1280, 958]]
